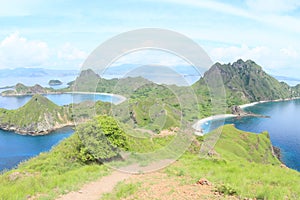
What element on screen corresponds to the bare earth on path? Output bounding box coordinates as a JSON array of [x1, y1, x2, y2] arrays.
[[55, 171, 132, 200], [119, 172, 239, 200]]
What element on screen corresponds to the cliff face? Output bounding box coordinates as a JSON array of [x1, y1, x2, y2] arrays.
[[0, 94, 72, 135]]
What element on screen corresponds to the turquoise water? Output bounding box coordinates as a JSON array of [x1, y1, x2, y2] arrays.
[[0, 93, 122, 171], [203, 100, 300, 172]]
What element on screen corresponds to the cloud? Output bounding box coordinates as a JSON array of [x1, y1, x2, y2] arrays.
[[0, 32, 49, 68], [158, 0, 300, 33], [208, 44, 300, 77], [111, 50, 191, 67], [280, 47, 298, 58], [57, 43, 88, 61], [246, 0, 300, 13], [210, 45, 270, 64]]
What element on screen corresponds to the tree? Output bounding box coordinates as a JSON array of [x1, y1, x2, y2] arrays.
[[76, 115, 128, 162]]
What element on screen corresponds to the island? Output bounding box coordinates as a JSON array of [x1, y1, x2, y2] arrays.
[[1, 83, 65, 96], [48, 79, 63, 86]]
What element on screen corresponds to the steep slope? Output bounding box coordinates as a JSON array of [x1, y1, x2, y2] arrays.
[[93, 124, 298, 200], [194, 59, 293, 107], [0, 94, 72, 135], [209, 124, 280, 164]]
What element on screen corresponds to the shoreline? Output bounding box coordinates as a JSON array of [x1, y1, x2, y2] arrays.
[[1, 91, 127, 105], [193, 97, 300, 135], [193, 114, 237, 135], [65, 91, 127, 105]]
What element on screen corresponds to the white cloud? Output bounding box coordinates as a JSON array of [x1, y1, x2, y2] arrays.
[[111, 50, 191, 67], [280, 47, 298, 58], [208, 44, 300, 77], [57, 43, 88, 61], [246, 0, 300, 13], [210, 45, 270, 64], [0, 32, 49, 68], [159, 0, 300, 33]]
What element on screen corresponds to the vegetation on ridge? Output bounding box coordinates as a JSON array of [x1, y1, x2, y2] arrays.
[[104, 125, 300, 200], [0, 94, 72, 134], [0, 59, 300, 199]]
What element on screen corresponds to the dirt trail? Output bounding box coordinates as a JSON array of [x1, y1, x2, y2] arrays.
[[56, 171, 132, 200]]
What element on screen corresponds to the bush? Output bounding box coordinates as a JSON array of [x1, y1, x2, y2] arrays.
[[216, 184, 237, 196], [75, 115, 129, 163]]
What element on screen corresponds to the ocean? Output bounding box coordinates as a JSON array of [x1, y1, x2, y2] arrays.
[[0, 93, 123, 171], [202, 100, 300, 172]]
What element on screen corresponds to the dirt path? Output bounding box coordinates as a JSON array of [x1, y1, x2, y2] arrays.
[[56, 171, 132, 200]]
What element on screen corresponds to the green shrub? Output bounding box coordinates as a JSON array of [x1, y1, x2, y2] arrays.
[[216, 184, 237, 196], [76, 115, 129, 163]]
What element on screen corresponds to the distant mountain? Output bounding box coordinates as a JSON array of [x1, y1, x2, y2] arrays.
[[273, 75, 300, 86], [71, 69, 152, 96], [0, 68, 78, 78], [1, 83, 61, 96], [0, 94, 72, 135], [273, 75, 300, 82]]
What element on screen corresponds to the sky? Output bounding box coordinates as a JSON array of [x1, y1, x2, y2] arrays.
[[0, 0, 299, 78]]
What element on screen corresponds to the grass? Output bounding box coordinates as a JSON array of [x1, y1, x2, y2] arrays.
[[0, 94, 71, 130], [165, 153, 300, 199], [0, 120, 299, 200], [164, 125, 300, 199], [0, 134, 110, 200], [104, 125, 300, 200], [101, 181, 141, 200]]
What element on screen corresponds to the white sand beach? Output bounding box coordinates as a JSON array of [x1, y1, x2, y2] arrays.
[[192, 114, 237, 135], [66, 92, 127, 105], [192, 97, 300, 135]]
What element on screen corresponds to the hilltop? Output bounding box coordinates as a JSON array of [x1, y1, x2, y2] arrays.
[[103, 125, 298, 199], [0, 94, 72, 135], [68, 60, 300, 129], [193, 59, 297, 108], [1, 59, 300, 135], [0, 121, 299, 199]]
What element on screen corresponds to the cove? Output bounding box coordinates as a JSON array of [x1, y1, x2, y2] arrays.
[[0, 127, 74, 171], [203, 99, 300, 172], [0, 92, 124, 172], [0, 93, 123, 110]]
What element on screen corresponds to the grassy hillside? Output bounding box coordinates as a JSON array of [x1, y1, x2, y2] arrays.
[[0, 116, 298, 199], [0, 94, 72, 135], [0, 133, 110, 200], [1, 60, 299, 199], [104, 125, 300, 199], [193, 59, 294, 108]]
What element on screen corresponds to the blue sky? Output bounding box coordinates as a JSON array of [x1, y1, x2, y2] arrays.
[[0, 0, 299, 78]]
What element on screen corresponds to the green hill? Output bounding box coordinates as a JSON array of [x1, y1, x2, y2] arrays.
[[70, 69, 152, 95], [0, 120, 298, 199], [193, 59, 294, 108], [106, 125, 299, 199], [0, 94, 72, 135], [206, 124, 280, 164]]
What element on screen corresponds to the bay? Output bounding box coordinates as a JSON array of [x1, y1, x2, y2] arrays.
[[203, 100, 300, 171], [0, 93, 123, 172], [0, 127, 74, 172], [0, 93, 121, 110]]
